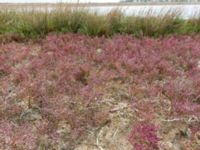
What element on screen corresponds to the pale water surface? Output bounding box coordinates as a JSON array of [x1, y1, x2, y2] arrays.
[[25, 4, 200, 19], [1, 2, 200, 18], [88, 5, 200, 19]]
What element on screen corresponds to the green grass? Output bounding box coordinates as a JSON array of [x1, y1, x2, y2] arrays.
[[0, 7, 200, 39]]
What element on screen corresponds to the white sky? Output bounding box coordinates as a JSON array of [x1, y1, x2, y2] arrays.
[[0, 0, 119, 3]]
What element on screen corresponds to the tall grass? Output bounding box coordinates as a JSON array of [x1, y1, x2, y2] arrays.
[[0, 6, 200, 39]]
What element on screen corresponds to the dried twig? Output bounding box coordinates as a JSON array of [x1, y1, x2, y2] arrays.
[[96, 128, 105, 150], [112, 128, 119, 139]]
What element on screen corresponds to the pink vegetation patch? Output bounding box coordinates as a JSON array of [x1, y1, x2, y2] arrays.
[[0, 34, 200, 149]]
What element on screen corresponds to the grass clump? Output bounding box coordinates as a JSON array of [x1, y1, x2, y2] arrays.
[[0, 6, 200, 38]]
